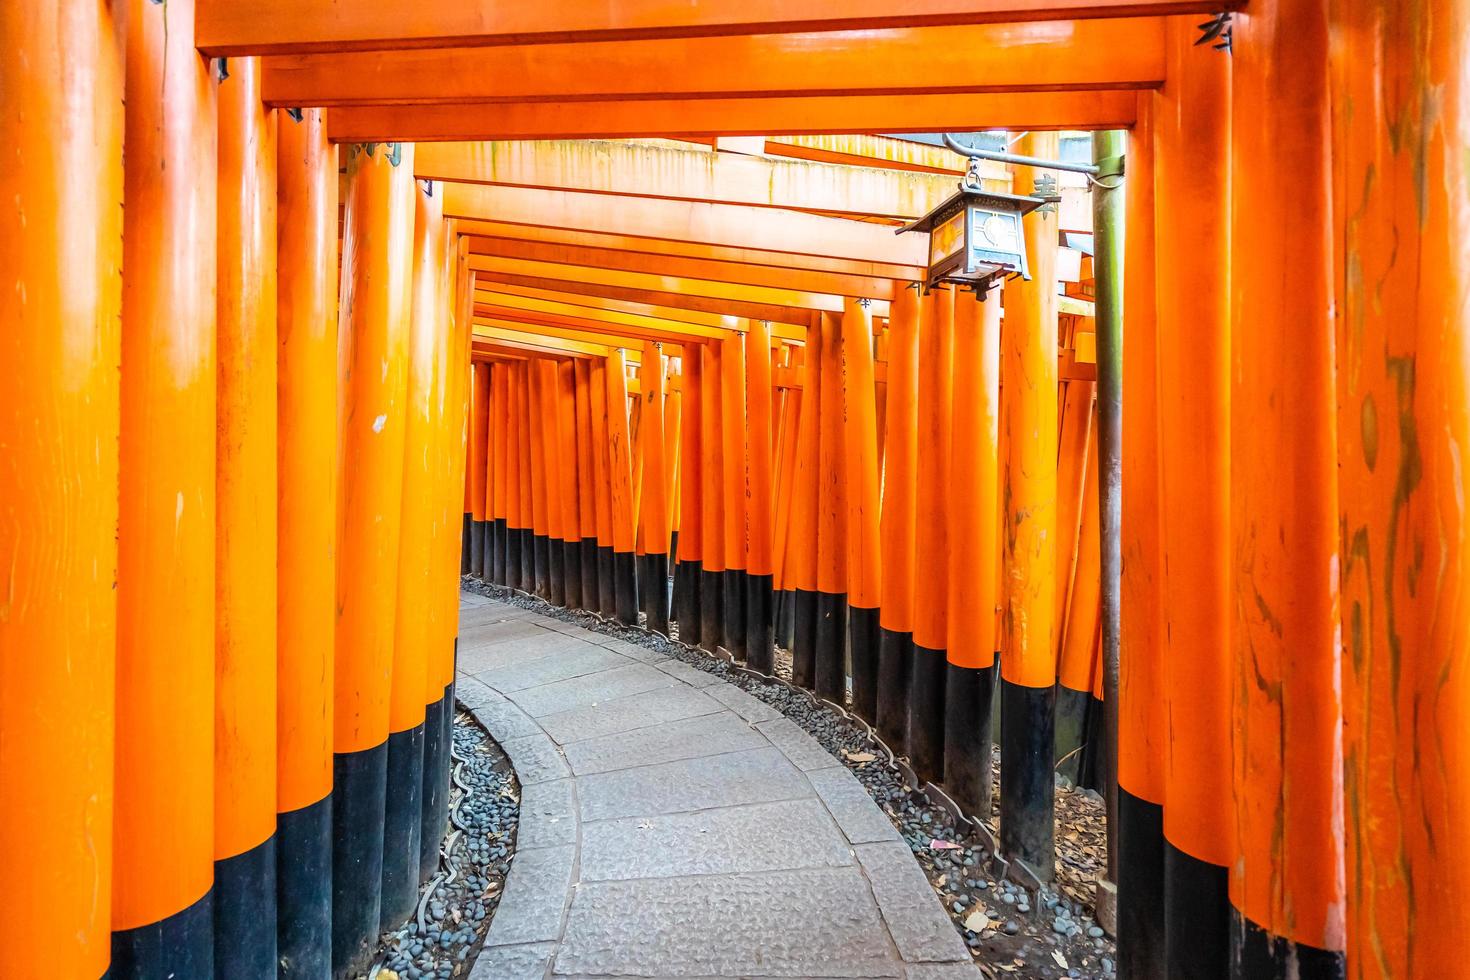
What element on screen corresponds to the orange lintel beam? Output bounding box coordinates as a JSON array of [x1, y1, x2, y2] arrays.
[[476, 308, 688, 349], [204, 1, 1236, 55], [416, 140, 953, 219], [475, 283, 806, 340], [467, 236, 899, 301], [475, 270, 811, 328], [475, 314, 673, 353], [474, 294, 732, 343], [441, 183, 926, 267], [330, 91, 1138, 143], [473, 328, 604, 359], [469, 253, 879, 318], [458, 220, 923, 281], [262, 20, 1165, 106]]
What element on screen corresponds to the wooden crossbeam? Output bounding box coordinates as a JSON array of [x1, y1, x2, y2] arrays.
[[473, 283, 807, 341], [262, 20, 1166, 106]]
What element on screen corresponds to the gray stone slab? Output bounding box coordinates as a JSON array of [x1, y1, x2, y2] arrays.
[[807, 766, 904, 845], [592, 637, 669, 661], [580, 798, 853, 882], [460, 618, 552, 647], [475, 644, 629, 693], [757, 716, 842, 771], [905, 963, 983, 979], [517, 778, 578, 850], [649, 657, 725, 688], [855, 841, 971, 965], [468, 699, 544, 742], [556, 867, 902, 978], [468, 941, 556, 980], [482, 846, 576, 947], [458, 631, 593, 675], [455, 675, 504, 709], [537, 684, 724, 745], [561, 710, 766, 775], [510, 662, 679, 718], [501, 733, 572, 785], [577, 747, 811, 822], [703, 681, 783, 724]]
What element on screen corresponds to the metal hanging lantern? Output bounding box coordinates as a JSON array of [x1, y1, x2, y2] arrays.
[[897, 181, 1043, 292]]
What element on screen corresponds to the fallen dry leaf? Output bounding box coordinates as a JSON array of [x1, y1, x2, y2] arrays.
[[1052, 950, 1069, 969], [843, 750, 877, 763], [963, 906, 988, 932]]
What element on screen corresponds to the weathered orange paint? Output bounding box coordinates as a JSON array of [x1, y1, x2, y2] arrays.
[[1000, 133, 1060, 689], [216, 55, 279, 861], [842, 300, 883, 611], [277, 109, 338, 815], [1052, 380, 1095, 631], [558, 359, 583, 546], [912, 289, 954, 652], [746, 322, 776, 577], [434, 220, 468, 692], [947, 288, 1002, 668], [605, 351, 638, 555], [1058, 428, 1099, 692], [663, 364, 683, 550], [0, 0, 122, 970], [1230, 0, 1346, 955], [702, 343, 729, 576], [1332, 1, 1470, 973], [679, 351, 705, 565], [589, 358, 614, 548], [878, 289, 922, 634], [113, 0, 218, 931], [641, 342, 670, 556], [469, 361, 490, 522], [722, 334, 750, 572], [335, 141, 416, 755], [771, 347, 803, 591], [574, 360, 598, 541]]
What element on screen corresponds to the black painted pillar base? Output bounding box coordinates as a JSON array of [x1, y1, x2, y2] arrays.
[[420, 689, 450, 883], [1164, 842, 1230, 980], [277, 794, 332, 980], [1230, 908, 1345, 980], [380, 723, 424, 930], [580, 539, 599, 613], [848, 605, 880, 723], [515, 528, 532, 592], [563, 539, 584, 610], [999, 679, 1056, 881], [699, 569, 724, 653], [723, 569, 748, 660], [674, 558, 702, 645], [815, 590, 849, 704], [613, 550, 639, 625], [908, 644, 946, 783], [943, 660, 997, 817], [876, 627, 913, 756], [469, 519, 485, 578], [533, 534, 551, 599], [791, 588, 819, 689], [640, 552, 670, 633], [215, 835, 277, 979], [330, 741, 388, 978], [110, 889, 214, 980], [745, 572, 775, 674], [460, 514, 472, 575], [490, 518, 507, 585], [1053, 685, 1091, 786], [1118, 788, 1166, 980], [777, 588, 797, 651], [597, 545, 617, 618], [548, 536, 566, 606]]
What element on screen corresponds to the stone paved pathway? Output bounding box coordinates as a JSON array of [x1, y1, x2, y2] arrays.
[[457, 590, 981, 980]]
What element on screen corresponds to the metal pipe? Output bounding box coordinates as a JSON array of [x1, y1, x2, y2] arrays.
[[942, 132, 1100, 175]]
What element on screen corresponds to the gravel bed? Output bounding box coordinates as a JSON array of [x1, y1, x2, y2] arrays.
[[367, 709, 519, 980], [462, 577, 1116, 979]]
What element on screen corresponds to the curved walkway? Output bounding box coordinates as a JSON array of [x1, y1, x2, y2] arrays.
[[457, 590, 979, 980]]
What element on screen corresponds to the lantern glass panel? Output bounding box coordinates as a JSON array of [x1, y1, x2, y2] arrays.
[[929, 209, 965, 268]]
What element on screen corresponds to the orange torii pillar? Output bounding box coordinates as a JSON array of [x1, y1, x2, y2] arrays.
[[664, 361, 683, 559], [721, 333, 751, 659], [944, 285, 1003, 815], [574, 361, 601, 605], [606, 351, 641, 623], [381, 180, 445, 928], [815, 312, 851, 701], [589, 358, 617, 615], [111, 0, 217, 971], [640, 342, 672, 631], [275, 106, 337, 980], [910, 288, 954, 784], [1154, 21, 1235, 976], [789, 321, 823, 686], [489, 362, 509, 585], [332, 141, 415, 977], [558, 359, 586, 610], [1230, 2, 1348, 974], [515, 362, 537, 594], [876, 288, 922, 753], [999, 132, 1061, 882], [0, 3, 121, 975], [843, 301, 883, 720], [546, 357, 574, 607], [745, 321, 778, 672], [700, 342, 728, 649], [772, 345, 804, 652], [1334, 6, 1469, 976], [467, 362, 490, 579], [215, 54, 279, 978], [675, 349, 705, 643], [527, 357, 552, 599], [1116, 97, 1168, 980]]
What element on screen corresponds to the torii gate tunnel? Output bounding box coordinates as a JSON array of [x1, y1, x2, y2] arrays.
[[2, 1, 1467, 979]]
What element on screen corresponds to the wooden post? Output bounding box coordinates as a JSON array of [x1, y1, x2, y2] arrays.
[[700, 342, 728, 649], [721, 333, 751, 659], [676, 351, 705, 643], [606, 351, 640, 623], [558, 358, 585, 610], [112, 0, 218, 971], [815, 312, 851, 703], [589, 358, 617, 615], [332, 140, 415, 977], [0, 2, 122, 974], [745, 321, 778, 672], [468, 362, 489, 579], [843, 300, 883, 722], [640, 341, 671, 631], [528, 358, 552, 599], [215, 54, 279, 977]]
